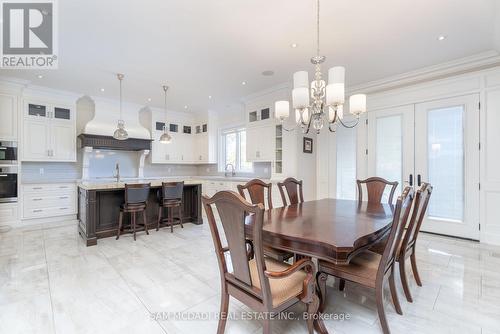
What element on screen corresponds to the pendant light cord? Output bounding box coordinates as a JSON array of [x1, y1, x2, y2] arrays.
[[316, 0, 320, 57]]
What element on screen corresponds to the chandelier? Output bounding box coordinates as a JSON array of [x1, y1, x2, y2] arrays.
[[274, 0, 367, 134], [159, 85, 172, 144]]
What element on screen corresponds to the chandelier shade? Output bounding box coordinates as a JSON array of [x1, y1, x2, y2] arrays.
[[275, 101, 290, 120]]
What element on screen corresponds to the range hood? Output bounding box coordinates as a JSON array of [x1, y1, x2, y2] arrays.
[[80, 98, 152, 151]]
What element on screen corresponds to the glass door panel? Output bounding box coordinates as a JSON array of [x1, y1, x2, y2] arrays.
[[367, 105, 415, 204], [427, 106, 464, 221]]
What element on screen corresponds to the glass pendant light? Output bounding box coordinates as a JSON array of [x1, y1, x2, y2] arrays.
[[159, 85, 172, 144], [113, 73, 129, 140]]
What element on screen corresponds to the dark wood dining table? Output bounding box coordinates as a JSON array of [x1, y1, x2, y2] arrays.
[[245, 198, 395, 333]]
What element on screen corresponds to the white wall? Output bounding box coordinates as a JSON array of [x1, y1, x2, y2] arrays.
[[495, 2, 500, 52]]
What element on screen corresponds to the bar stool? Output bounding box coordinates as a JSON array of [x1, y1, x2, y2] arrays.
[[116, 183, 150, 241], [157, 181, 184, 233]]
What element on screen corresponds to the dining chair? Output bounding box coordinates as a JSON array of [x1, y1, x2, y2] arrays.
[[202, 190, 319, 334], [277, 177, 304, 206], [237, 178, 273, 210], [116, 183, 150, 241], [238, 179, 292, 262], [357, 177, 399, 205], [157, 181, 184, 233], [317, 186, 414, 334], [396, 182, 433, 302]]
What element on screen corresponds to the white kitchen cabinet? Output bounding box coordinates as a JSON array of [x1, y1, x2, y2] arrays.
[[22, 183, 77, 219], [0, 93, 18, 141], [22, 100, 76, 162], [246, 124, 274, 162], [23, 119, 51, 160], [0, 203, 18, 224]]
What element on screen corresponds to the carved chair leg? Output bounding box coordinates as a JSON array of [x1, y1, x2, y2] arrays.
[[306, 293, 319, 334], [316, 272, 327, 313], [156, 206, 162, 231], [339, 278, 346, 291], [389, 267, 403, 315], [116, 211, 123, 240], [132, 212, 137, 241], [399, 257, 413, 302], [217, 289, 229, 334], [169, 208, 174, 233], [179, 205, 184, 228], [410, 252, 422, 287], [375, 281, 390, 334], [143, 210, 149, 235], [262, 319, 271, 334]]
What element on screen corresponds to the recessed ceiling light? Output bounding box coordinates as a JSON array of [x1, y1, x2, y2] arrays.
[[241, 81, 247, 85], [208, 95, 212, 99], [37, 74, 43, 79], [184, 105, 188, 109], [437, 35, 446, 41], [100, 88, 105, 92], [291, 43, 298, 48], [262, 70, 274, 76], [147, 98, 152, 102]]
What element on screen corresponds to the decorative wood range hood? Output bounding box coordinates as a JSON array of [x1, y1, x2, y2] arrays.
[[77, 134, 151, 151], [80, 98, 152, 151]]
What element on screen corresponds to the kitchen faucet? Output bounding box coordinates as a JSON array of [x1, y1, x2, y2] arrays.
[[224, 163, 235, 177], [114, 163, 121, 182]]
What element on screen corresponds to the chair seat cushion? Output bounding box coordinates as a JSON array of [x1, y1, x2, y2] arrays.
[[120, 203, 146, 211], [248, 257, 306, 308], [318, 251, 382, 288]]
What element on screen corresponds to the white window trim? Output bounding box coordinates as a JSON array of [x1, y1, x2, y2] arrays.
[[218, 125, 254, 173]]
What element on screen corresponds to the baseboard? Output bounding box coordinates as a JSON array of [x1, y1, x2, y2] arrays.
[[2, 214, 78, 229]]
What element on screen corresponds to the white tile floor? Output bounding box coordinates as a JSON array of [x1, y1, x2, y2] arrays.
[[1, 221, 500, 334]]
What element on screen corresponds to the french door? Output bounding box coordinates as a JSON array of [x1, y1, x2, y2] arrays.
[[368, 94, 480, 240]]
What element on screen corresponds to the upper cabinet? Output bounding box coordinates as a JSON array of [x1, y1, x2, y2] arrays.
[[22, 100, 76, 162], [0, 93, 18, 141], [151, 112, 217, 164]]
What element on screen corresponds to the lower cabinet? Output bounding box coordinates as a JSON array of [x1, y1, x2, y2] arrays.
[[0, 203, 18, 224], [22, 183, 77, 219]]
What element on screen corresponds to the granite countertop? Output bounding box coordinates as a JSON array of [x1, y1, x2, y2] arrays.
[[77, 178, 202, 190]]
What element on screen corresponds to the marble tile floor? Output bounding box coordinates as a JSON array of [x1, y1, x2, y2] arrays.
[[1, 220, 500, 334]]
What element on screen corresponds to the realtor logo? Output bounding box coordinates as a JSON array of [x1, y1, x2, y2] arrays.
[[1, 0, 58, 69]]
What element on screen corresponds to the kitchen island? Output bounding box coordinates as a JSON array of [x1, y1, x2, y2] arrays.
[[77, 180, 202, 246]]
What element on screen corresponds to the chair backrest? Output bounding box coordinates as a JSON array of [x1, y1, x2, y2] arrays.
[[277, 177, 304, 206], [161, 181, 184, 201], [357, 177, 399, 205], [401, 183, 433, 252], [202, 191, 272, 307], [124, 183, 150, 205], [237, 179, 273, 210], [377, 186, 414, 279]]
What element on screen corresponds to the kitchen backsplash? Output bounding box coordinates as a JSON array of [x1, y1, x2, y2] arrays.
[[21, 149, 271, 182]]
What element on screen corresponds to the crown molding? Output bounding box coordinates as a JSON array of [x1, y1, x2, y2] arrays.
[[348, 50, 500, 94]]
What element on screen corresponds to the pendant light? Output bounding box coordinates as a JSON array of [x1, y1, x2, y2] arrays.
[[113, 73, 129, 140], [159, 85, 172, 144]]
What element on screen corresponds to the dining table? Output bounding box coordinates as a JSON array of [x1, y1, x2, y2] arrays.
[[245, 198, 395, 333]]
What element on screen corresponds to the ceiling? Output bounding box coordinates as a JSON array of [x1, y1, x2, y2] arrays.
[[2, 0, 499, 114]]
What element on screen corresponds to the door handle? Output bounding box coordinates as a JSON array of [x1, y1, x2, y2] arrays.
[[409, 174, 413, 187], [417, 174, 422, 186]]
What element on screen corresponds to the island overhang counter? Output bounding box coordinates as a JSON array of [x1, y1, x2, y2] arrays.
[[77, 180, 203, 246]]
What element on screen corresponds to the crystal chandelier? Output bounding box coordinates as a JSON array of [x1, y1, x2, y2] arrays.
[[159, 85, 172, 144], [275, 0, 367, 134], [113, 73, 129, 140]]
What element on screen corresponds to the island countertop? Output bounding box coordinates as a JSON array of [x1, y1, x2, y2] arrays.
[[77, 178, 202, 190]]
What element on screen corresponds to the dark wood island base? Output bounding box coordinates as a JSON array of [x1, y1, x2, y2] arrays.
[[78, 183, 203, 246]]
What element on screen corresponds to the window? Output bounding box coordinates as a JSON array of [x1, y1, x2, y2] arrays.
[[221, 127, 253, 172]]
